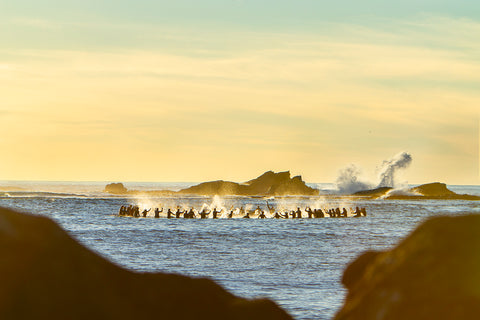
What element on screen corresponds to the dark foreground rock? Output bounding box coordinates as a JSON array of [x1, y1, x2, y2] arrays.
[[0, 207, 293, 320], [335, 214, 480, 320]]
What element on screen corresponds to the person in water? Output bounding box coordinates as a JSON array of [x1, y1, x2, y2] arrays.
[[266, 201, 275, 214], [342, 208, 348, 218], [166, 208, 174, 219], [353, 207, 362, 218], [243, 211, 250, 219], [334, 208, 341, 218], [258, 210, 266, 219], [305, 207, 313, 218], [273, 211, 282, 219], [212, 208, 222, 219], [314, 209, 325, 218], [154, 207, 163, 218], [142, 208, 151, 218], [279, 210, 289, 219], [175, 208, 183, 219], [134, 206, 140, 218], [295, 207, 302, 219], [199, 208, 210, 219]]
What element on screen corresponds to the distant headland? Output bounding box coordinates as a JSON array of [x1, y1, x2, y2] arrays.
[[353, 182, 480, 200], [105, 171, 318, 196], [104, 171, 479, 200]]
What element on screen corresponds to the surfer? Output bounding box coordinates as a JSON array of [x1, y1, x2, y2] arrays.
[[187, 208, 196, 219], [280, 211, 289, 219], [134, 206, 140, 218], [353, 207, 362, 217], [296, 207, 302, 219], [142, 208, 150, 218], [266, 201, 275, 214], [154, 207, 163, 218], [335, 208, 341, 218], [199, 208, 210, 219], [314, 209, 324, 218], [305, 207, 313, 218], [175, 208, 183, 219], [212, 208, 222, 219]]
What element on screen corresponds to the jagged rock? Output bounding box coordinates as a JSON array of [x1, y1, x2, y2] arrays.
[[104, 182, 128, 194], [335, 214, 480, 320], [0, 207, 293, 320], [178, 171, 318, 196]]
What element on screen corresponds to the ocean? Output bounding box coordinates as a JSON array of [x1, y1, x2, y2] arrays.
[[1, 181, 479, 320]]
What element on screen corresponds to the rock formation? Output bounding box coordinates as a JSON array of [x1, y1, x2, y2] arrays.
[[0, 207, 292, 320], [335, 214, 480, 320], [177, 171, 318, 196], [104, 182, 128, 194], [354, 182, 480, 200]]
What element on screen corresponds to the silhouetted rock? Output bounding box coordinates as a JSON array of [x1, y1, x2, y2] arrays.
[[0, 207, 293, 320], [104, 182, 128, 194], [177, 171, 318, 196], [353, 187, 392, 197], [335, 214, 480, 320], [353, 182, 480, 200], [411, 182, 456, 196], [387, 182, 480, 200]]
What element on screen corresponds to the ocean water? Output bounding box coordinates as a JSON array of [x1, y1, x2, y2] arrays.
[[0, 181, 479, 320]]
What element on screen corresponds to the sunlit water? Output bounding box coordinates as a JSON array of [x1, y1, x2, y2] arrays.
[[1, 181, 479, 320]]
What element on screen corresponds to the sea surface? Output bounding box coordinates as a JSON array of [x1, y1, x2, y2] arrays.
[[1, 181, 479, 320]]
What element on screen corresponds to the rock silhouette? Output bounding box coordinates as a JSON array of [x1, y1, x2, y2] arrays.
[[104, 182, 128, 194], [104, 171, 318, 196], [354, 182, 480, 200], [335, 214, 480, 320], [177, 171, 318, 196], [0, 207, 293, 320]]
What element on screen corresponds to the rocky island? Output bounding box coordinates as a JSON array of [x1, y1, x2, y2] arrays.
[[105, 171, 319, 196], [353, 182, 480, 200]]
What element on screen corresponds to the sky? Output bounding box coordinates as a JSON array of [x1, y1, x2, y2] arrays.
[[1, 1, 479, 184]]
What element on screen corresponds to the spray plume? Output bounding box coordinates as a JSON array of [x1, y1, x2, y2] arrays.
[[377, 151, 412, 188], [335, 164, 373, 194]]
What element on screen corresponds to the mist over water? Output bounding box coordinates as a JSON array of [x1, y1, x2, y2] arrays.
[[335, 165, 373, 194], [335, 151, 413, 194]]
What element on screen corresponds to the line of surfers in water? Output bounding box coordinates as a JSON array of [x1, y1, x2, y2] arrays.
[[118, 202, 367, 219]]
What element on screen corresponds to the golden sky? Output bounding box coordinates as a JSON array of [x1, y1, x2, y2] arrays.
[[1, 3, 479, 184]]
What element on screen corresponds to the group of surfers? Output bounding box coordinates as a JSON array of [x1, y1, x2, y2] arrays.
[[118, 203, 367, 219]]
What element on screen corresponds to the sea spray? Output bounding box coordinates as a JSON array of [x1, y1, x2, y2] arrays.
[[377, 151, 412, 188], [336, 164, 373, 194], [335, 151, 413, 193]]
